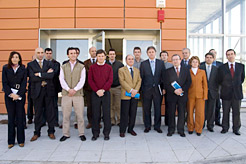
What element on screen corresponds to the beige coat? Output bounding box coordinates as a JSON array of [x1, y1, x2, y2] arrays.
[[118, 66, 142, 100]]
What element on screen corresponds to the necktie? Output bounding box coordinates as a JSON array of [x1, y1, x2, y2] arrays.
[[184, 60, 188, 66], [92, 59, 95, 64], [176, 67, 179, 77], [230, 64, 234, 78], [39, 60, 42, 69], [207, 65, 211, 80], [130, 68, 134, 79], [151, 60, 155, 75]]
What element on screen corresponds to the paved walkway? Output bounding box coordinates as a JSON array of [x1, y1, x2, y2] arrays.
[[0, 109, 246, 164]]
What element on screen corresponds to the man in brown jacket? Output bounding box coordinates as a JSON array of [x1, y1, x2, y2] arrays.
[[118, 54, 142, 137], [83, 47, 97, 129]]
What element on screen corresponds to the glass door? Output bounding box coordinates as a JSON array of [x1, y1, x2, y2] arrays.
[[92, 31, 105, 50]]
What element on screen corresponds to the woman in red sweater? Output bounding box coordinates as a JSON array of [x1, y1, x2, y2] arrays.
[[88, 49, 113, 141]]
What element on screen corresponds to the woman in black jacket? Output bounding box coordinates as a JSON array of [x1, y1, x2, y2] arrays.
[[2, 51, 27, 148]]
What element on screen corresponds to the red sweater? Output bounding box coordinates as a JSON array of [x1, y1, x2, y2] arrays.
[[88, 63, 113, 92]]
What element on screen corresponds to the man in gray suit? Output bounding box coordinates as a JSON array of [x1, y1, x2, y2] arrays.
[[200, 52, 219, 132]]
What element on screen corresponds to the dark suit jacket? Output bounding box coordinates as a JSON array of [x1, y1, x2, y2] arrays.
[[200, 63, 219, 99], [164, 66, 191, 102], [27, 59, 55, 99], [181, 59, 191, 69], [83, 58, 94, 91], [218, 62, 245, 100], [140, 59, 165, 93], [2, 65, 27, 97], [50, 59, 62, 93]]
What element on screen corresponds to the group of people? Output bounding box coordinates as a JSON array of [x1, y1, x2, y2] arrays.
[[2, 45, 244, 149]]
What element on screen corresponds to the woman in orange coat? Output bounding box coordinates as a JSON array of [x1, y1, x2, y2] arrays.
[[187, 56, 208, 136]]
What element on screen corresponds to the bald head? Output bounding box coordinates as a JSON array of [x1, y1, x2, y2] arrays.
[[89, 47, 96, 58], [35, 47, 44, 60]]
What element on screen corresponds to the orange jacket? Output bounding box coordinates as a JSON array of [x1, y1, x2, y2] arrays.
[[188, 69, 208, 100]]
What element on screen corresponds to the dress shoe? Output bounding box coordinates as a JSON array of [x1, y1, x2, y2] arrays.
[[144, 128, 151, 133], [60, 136, 70, 142], [86, 123, 92, 129], [208, 128, 214, 132], [48, 133, 56, 140], [154, 128, 163, 133], [221, 129, 228, 134], [178, 132, 186, 137], [80, 135, 86, 141], [74, 124, 78, 129], [28, 119, 33, 124], [91, 135, 99, 141], [120, 133, 125, 137], [234, 131, 241, 136], [188, 131, 193, 134], [59, 124, 63, 129], [215, 122, 222, 127], [196, 133, 201, 136], [128, 131, 137, 136], [19, 143, 24, 147], [104, 136, 110, 141], [8, 144, 14, 149], [167, 132, 173, 137], [30, 135, 39, 142]]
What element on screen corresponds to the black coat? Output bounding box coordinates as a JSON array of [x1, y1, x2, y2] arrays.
[[200, 63, 219, 99], [27, 59, 55, 99], [218, 62, 245, 100], [164, 66, 191, 102], [2, 65, 27, 97], [51, 59, 62, 93], [140, 59, 165, 92]]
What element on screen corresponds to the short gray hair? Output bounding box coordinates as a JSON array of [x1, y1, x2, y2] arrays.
[[125, 54, 135, 60], [182, 48, 191, 53]]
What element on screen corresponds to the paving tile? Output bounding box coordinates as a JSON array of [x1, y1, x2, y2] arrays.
[[126, 150, 152, 163], [150, 150, 178, 163], [206, 146, 230, 159], [49, 150, 78, 161], [74, 150, 101, 162], [100, 150, 126, 162]]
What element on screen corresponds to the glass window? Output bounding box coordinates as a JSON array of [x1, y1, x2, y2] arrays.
[[51, 39, 88, 64]]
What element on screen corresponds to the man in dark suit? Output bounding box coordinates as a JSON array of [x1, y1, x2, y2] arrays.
[[28, 47, 56, 141], [45, 48, 62, 127], [218, 49, 245, 135], [209, 49, 223, 126], [164, 54, 191, 137], [200, 52, 219, 132], [83, 46, 97, 129], [181, 48, 191, 69], [201, 49, 223, 126], [140, 46, 165, 133]]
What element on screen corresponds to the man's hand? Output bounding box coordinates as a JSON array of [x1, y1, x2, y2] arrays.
[[68, 89, 76, 97], [12, 94, 20, 100], [96, 89, 105, 97], [131, 89, 138, 97], [174, 88, 183, 96], [34, 73, 39, 76], [162, 89, 166, 95], [47, 68, 53, 73]]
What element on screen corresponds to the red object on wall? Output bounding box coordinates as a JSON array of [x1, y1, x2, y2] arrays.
[[158, 10, 165, 22]]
